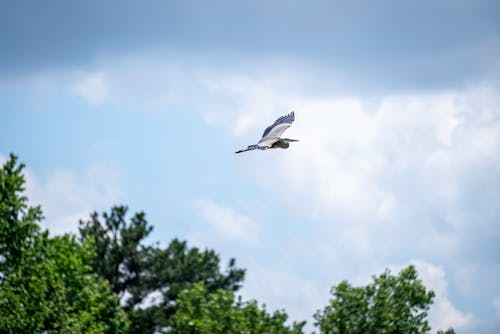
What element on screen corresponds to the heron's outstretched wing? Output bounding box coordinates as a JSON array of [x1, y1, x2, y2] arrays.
[[261, 112, 295, 139]]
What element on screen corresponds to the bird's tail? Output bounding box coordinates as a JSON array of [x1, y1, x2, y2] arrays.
[[235, 145, 259, 154]]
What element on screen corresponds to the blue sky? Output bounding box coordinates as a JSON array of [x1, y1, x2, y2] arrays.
[[1, 1, 500, 332]]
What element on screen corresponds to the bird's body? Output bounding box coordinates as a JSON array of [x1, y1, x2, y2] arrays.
[[235, 112, 298, 153]]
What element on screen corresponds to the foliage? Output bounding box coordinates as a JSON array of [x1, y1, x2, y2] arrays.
[[79, 206, 246, 334], [314, 265, 444, 334], [0, 154, 129, 333], [436, 329, 455, 334], [0, 153, 42, 273], [78, 206, 152, 298], [166, 282, 305, 334]]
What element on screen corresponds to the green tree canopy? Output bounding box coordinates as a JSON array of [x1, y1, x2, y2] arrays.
[[79, 206, 246, 334], [314, 265, 453, 334], [0, 154, 129, 333], [167, 282, 305, 334]]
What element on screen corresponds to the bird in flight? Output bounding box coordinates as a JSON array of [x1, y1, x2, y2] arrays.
[[235, 111, 298, 153]]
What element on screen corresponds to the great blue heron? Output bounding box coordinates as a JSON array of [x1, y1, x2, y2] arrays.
[[235, 111, 298, 153]]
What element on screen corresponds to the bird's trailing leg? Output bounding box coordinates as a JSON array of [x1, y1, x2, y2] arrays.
[[235, 144, 260, 154]]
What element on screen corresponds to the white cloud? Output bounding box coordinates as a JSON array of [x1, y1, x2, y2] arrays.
[[493, 297, 500, 318], [24, 162, 122, 235], [214, 79, 500, 260], [411, 260, 474, 331], [241, 263, 324, 332], [193, 199, 260, 245], [70, 72, 109, 105], [66, 55, 202, 112], [2, 153, 121, 235]]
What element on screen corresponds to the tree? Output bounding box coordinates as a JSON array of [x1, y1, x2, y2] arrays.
[[436, 330, 455, 334], [78, 206, 152, 298], [167, 282, 305, 334], [314, 265, 453, 334], [0, 154, 41, 273], [0, 154, 129, 333], [79, 206, 246, 334]]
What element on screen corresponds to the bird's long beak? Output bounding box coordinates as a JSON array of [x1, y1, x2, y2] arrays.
[[286, 139, 299, 142]]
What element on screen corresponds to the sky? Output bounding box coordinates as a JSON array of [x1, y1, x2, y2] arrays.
[[1, 0, 500, 332]]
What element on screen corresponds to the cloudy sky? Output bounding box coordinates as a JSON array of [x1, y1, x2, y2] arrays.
[[1, 1, 500, 332]]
